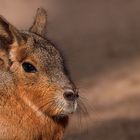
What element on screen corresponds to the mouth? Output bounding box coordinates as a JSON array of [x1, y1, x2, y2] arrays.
[[58, 100, 78, 116], [44, 101, 77, 119], [53, 94, 79, 116], [36, 97, 78, 118], [53, 104, 77, 119]]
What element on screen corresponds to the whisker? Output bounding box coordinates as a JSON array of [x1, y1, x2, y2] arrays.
[[72, 96, 90, 135]]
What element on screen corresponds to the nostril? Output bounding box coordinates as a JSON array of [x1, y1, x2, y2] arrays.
[[75, 94, 79, 99], [64, 91, 78, 101]]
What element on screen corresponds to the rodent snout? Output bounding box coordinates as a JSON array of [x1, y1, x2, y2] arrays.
[[63, 90, 79, 101]]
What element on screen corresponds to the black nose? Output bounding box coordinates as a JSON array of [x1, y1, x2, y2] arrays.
[[63, 90, 79, 101]]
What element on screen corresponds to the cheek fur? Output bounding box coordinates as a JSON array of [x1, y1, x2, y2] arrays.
[[19, 81, 64, 116]]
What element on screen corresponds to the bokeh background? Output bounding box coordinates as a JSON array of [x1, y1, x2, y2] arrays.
[[1, 0, 140, 139]]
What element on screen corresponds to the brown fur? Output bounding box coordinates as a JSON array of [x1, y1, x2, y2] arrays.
[[0, 8, 78, 140]]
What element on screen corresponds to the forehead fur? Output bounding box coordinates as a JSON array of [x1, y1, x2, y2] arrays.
[[19, 32, 63, 67]]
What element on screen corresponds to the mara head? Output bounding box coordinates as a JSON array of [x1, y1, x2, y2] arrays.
[[0, 8, 79, 117]]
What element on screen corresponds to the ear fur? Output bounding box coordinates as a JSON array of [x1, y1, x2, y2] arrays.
[[0, 49, 9, 70], [0, 15, 24, 69], [29, 8, 47, 38], [0, 16, 23, 47]]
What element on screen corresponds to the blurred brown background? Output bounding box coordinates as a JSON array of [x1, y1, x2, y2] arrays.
[[1, 0, 140, 139]]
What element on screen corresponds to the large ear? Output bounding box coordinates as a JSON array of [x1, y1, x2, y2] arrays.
[[0, 16, 24, 69], [0, 16, 24, 47], [29, 8, 47, 38]]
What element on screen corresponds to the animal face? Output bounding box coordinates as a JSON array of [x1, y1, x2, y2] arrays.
[[0, 8, 79, 117]]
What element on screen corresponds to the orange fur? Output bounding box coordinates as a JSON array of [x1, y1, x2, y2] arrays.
[[0, 8, 78, 140]]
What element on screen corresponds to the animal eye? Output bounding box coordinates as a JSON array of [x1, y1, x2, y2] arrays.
[[22, 62, 37, 73]]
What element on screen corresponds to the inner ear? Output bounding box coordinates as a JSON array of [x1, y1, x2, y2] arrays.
[[0, 15, 25, 68], [0, 58, 4, 66], [0, 49, 10, 70], [0, 16, 23, 46]]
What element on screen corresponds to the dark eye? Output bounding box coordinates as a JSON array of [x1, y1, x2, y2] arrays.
[[22, 62, 37, 73]]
